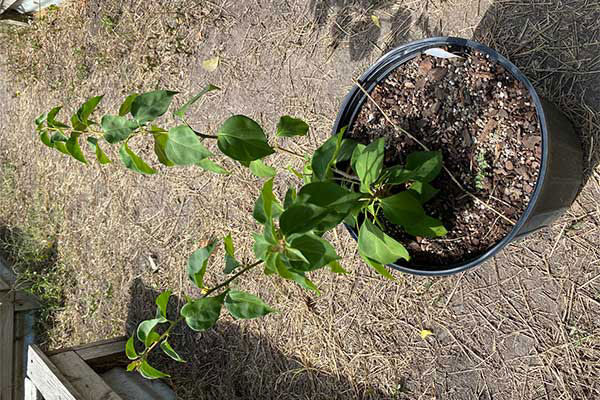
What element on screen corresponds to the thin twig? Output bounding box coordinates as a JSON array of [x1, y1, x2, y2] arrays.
[[331, 167, 360, 182], [353, 80, 516, 225]]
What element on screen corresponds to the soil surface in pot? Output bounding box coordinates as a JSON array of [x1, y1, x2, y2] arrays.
[[350, 47, 542, 267]]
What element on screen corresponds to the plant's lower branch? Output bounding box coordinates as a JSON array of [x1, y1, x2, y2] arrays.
[[192, 129, 219, 140], [274, 145, 305, 160], [203, 260, 263, 297]]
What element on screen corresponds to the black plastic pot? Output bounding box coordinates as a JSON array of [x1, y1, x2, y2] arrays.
[[333, 37, 583, 276]]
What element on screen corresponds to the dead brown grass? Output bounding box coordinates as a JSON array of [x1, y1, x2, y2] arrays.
[[0, 0, 598, 399]]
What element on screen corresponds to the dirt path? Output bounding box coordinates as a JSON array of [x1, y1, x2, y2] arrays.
[[1, 1, 599, 399]]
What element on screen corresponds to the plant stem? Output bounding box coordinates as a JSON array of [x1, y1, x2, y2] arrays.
[[331, 167, 360, 182], [191, 129, 219, 140], [203, 260, 263, 297], [274, 145, 305, 160]]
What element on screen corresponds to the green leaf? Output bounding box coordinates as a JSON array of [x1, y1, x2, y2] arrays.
[[173, 84, 220, 119], [253, 233, 273, 261], [354, 138, 385, 192], [76, 95, 103, 126], [223, 233, 240, 274], [350, 143, 366, 172], [125, 336, 138, 360], [165, 125, 212, 165], [358, 218, 409, 265], [311, 131, 343, 181], [384, 166, 414, 185], [249, 159, 277, 178], [287, 232, 340, 271], [408, 181, 439, 203], [336, 138, 358, 163], [276, 116, 309, 137], [152, 131, 174, 166], [131, 90, 178, 124], [284, 187, 296, 209], [155, 290, 171, 320], [101, 115, 138, 144], [360, 254, 396, 280], [160, 340, 185, 363], [86, 137, 111, 164], [119, 93, 139, 117], [197, 158, 229, 174], [180, 294, 224, 331], [66, 133, 87, 164], [252, 178, 283, 224], [296, 182, 363, 215], [187, 241, 217, 289], [119, 142, 157, 174], [139, 360, 170, 379], [404, 216, 448, 238], [35, 112, 47, 127], [217, 115, 275, 162], [380, 192, 426, 226], [136, 319, 161, 347], [406, 151, 443, 183], [328, 260, 348, 274], [47, 106, 69, 129], [272, 254, 320, 294], [39, 130, 53, 148], [224, 290, 275, 320], [279, 203, 338, 236], [126, 361, 138, 372]]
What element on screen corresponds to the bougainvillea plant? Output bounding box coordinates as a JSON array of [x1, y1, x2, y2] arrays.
[[36, 86, 446, 379]]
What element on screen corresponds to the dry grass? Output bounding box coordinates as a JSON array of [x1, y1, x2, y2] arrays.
[[0, 0, 599, 399]]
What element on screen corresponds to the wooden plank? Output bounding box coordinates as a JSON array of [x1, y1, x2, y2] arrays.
[[27, 345, 84, 400], [23, 378, 41, 400], [14, 292, 41, 312], [73, 337, 127, 363], [0, 277, 9, 291], [13, 312, 24, 400], [50, 352, 123, 400], [1, 290, 15, 400]]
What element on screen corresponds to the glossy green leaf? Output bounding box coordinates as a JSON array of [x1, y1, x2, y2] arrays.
[[384, 165, 414, 185], [139, 360, 170, 379], [39, 130, 53, 148], [119, 93, 139, 116], [152, 131, 174, 166], [296, 182, 363, 215], [253, 233, 273, 261], [354, 138, 385, 192], [66, 133, 87, 164], [272, 254, 320, 294], [131, 90, 178, 124], [136, 319, 161, 346], [252, 178, 283, 224], [35, 112, 47, 128], [173, 84, 220, 119], [125, 336, 138, 360], [311, 131, 342, 181], [276, 116, 309, 137], [287, 232, 340, 271], [380, 192, 426, 226], [86, 137, 111, 164], [279, 203, 344, 236], [155, 290, 171, 320], [328, 260, 348, 274], [224, 290, 276, 320], [76, 95, 103, 126], [360, 254, 396, 280], [47, 106, 69, 129], [404, 215, 447, 238], [358, 218, 409, 264], [197, 158, 229, 174], [350, 143, 366, 172], [119, 142, 157, 174], [165, 125, 212, 165], [223, 233, 240, 274], [336, 138, 358, 163], [406, 151, 443, 183], [284, 187, 297, 209], [249, 159, 277, 178], [160, 340, 185, 363], [217, 115, 274, 162], [180, 294, 224, 331], [126, 361, 138, 372], [408, 181, 439, 203], [101, 115, 138, 144], [187, 241, 217, 289]]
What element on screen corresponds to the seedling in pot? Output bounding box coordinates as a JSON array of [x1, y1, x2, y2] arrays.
[[35, 87, 448, 378]]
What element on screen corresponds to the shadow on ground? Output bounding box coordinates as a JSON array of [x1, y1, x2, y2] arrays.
[[126, 278, 395, 400], [473, 0, 600, 185], [309, 0, 413, 60]]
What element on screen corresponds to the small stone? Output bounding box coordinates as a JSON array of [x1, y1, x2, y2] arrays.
[[404, 81, 415, 89], [419, 59, 433, 75], [497, 109, 509, 119], [505, 160, 514, 170]]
